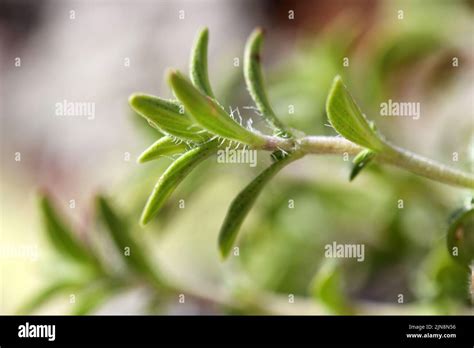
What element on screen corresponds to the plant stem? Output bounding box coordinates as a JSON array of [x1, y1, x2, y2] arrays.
[[299, 136, 362, 155], [380, 144, 474, 189], [262, 135, 474, 189]]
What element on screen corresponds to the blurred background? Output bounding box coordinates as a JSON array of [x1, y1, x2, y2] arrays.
[[0, 0, 473, 314]]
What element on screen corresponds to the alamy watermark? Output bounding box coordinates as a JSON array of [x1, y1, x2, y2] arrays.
[[324, 241, 365, 262], [380, 99, 420, 120], [0, 244, 39, 261], [217, 147, 257, 167], [18, 322, 55, 341], [55, 99, 95, 120]]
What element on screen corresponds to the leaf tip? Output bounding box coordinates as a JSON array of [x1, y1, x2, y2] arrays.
[[37, 188, 49, 202], [140, 192, 160, 226], [349, 149, 375, 182], [326, 75, 387, 151], [218, 239, 231, 261], [253, 26, 265, 37], [167, 69, 187, 91], [139, 212, 151, 227], [128, 92, 141, 107], [37, 190, 55, 217], [166, 68, 179, 82], [95, 195, 108, 213], [128, 93, 151, 116], [197, 26, 209, 38], [136, 151, 150, 164], [247, 28, 265, 55], [326, 75, 343, 101]]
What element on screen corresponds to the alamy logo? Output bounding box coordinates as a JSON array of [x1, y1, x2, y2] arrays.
[[380, 99, 420, 120], [324, 242, 365, 262], [217, 147, 257, 167], [55, 99, 95, 120], [18, 322, 56, 341], [0, 244, 38, 261]]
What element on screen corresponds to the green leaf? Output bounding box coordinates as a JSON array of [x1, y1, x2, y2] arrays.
[[447, 198, 474, 267], [190, 27, 214, 98], [137, 136, 188, 163], [310, 259, 352, 314], [129, 93, 209, 143], [71, 280, 120, 315], [16, 280, 82, 314], [39, 194, 97, 266], [244, 28, 291, 137], [140, 142, 216, 225], [415, 244, 470, 305], [326, 76, 387, 151], [168, 70, 267, 147], [97, 196, 164, 287], [349, 149, 376, 181], [218, 153, 302, 258]]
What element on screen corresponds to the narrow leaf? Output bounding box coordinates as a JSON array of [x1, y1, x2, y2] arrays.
[[218, 153, 301, 259], [39, 194, 96, 266], [97, 196, 164, 286], [310, 259, 352, 314], [190, 27, 214, 98], [244, 28, 291, 137], [129, 93, 209, 142], [140, 142, 216, 225], [138, 136, 188, 163], [349, 149, 375, 181], [17, 280, 82, 314], [326, 76, 387, 151], [168, 70, 267, 147], [416, 244, 470, 303], [71, 280, 120, 315]]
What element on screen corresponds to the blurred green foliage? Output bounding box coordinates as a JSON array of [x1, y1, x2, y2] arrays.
[[20, 0, 473, 314]]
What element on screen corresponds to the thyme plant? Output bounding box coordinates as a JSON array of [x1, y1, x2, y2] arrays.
[[23, 28, 473, 315], [129, 28, 474, 259]]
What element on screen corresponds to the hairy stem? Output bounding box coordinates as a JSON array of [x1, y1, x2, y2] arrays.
[[379, 144, 474, 189], [299, 136, 362, 155], [259, 135, 474, 189]]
